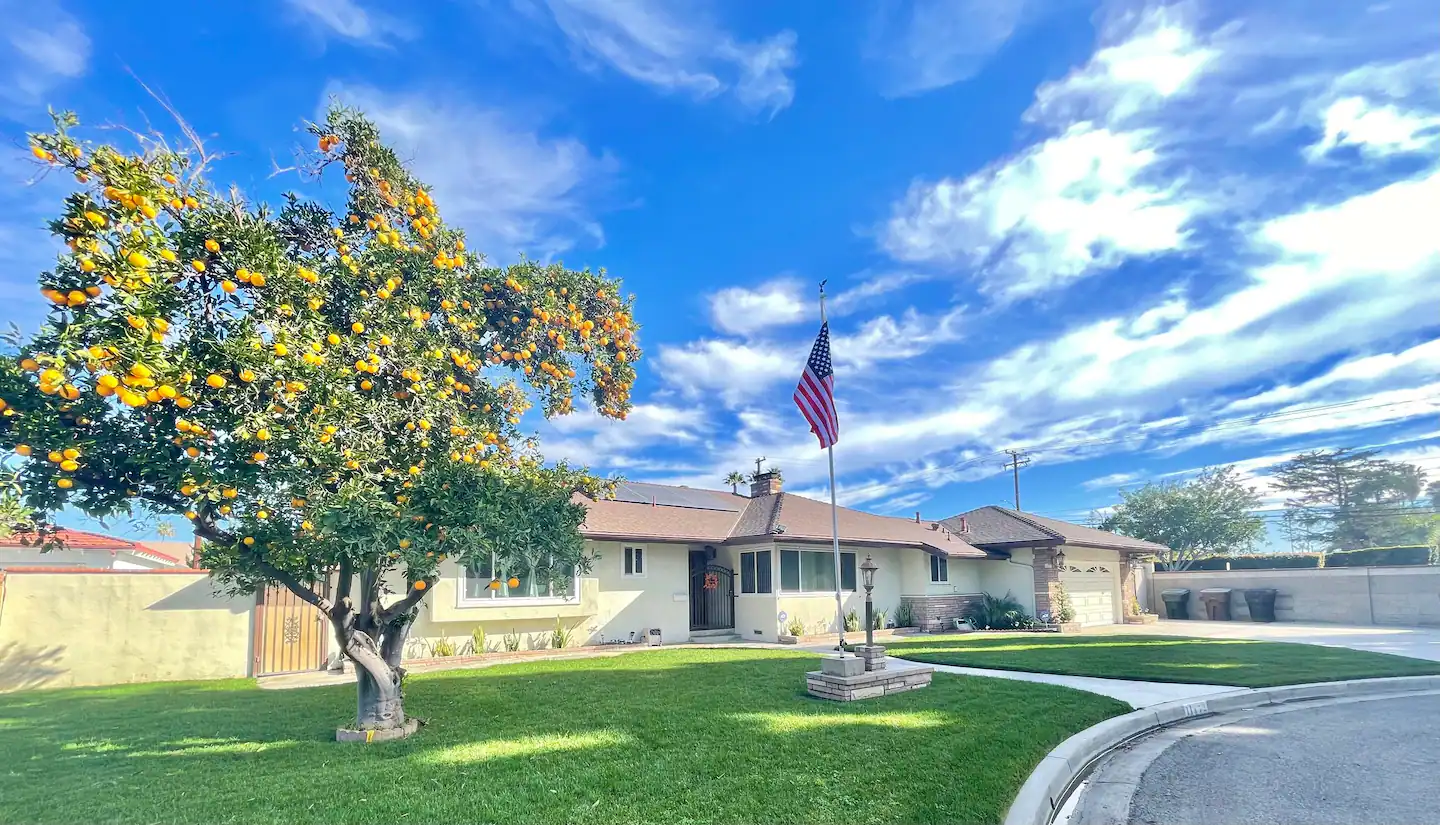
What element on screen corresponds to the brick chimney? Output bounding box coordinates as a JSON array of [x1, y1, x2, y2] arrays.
[[750, 471, 783, 497]]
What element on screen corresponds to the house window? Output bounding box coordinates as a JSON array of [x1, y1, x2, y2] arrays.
[[622, 546, 645, 578], [463, 553, 576, 602], [930, 554, 948, 583], [779, 550, 857, 593], [740, 550, 773, 594]]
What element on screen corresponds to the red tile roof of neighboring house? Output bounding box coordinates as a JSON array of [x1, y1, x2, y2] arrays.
[[0, 528, 185, 565]]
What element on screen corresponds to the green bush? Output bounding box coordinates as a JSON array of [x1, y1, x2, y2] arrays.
[[1163, 546, 1432, 571], [965, 592, 1035, 630], [894, 602, 915, 628], [844, 609, 861, 633], [1325, 545, 1431, 567]]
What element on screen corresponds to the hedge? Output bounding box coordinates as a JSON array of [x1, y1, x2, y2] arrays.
[[1161, 545, 1433, 571]]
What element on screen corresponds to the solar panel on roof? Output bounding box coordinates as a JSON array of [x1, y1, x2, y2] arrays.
[[610, 481, 741, 512]]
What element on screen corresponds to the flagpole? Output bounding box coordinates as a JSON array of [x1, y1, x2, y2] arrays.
[[820, 282, 846, 654]]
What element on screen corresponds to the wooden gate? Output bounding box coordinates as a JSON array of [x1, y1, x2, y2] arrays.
[[253, 583, 330, 676], [689, 564, 735, 631]]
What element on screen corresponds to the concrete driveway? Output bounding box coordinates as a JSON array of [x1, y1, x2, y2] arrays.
[[1093, 620, 1440, 663]]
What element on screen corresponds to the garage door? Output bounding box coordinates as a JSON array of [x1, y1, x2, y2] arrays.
[[1060, 565, 1116, 626]]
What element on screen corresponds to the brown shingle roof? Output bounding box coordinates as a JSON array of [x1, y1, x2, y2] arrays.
[[941, 506, 1168, 552], [578, 486, 988, 557]]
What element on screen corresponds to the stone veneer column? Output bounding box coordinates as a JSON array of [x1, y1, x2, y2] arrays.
[[1033, 546, 1061, 618], [1120, 555, 1138, 615]]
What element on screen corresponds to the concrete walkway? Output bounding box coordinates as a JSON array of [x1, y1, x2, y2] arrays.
[[1092, 620, 1440, 663], [910, 659, 1237, 708]]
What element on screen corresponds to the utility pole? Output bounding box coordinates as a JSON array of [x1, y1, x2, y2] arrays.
[[753, 456, 768, 477], [1002, 449, 1032, 511]]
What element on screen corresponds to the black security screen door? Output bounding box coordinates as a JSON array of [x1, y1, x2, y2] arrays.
[[690, 564, 735, 631]]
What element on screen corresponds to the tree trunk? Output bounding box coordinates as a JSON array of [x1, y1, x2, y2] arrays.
[[349, 624, 408, 725]]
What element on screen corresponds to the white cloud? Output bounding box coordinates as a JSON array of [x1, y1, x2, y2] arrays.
[[327, 83, 615, 261], [832, 306, 966, 368], [708, 273, 931, 338], [708, 278, 808, 336], [883, 125, 1199, 300], [1305, 95, 1440, 161], [654, 339, 799, 406], [1025, 3, 1217, 129], [1082, 471, 1141, 491], [1, 2, 89, 112], [286, 0, 415, 46], [526, 0, 798, 115], [864, 0, 1044, 97], [545, 402, 709, 468], [1225, 339, 1440, 414]]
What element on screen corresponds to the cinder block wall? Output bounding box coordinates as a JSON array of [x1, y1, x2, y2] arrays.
[[1150, 566, 1440, 627]]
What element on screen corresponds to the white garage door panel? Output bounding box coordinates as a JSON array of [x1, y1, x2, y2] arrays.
[[1061, 566, 1116, 626]]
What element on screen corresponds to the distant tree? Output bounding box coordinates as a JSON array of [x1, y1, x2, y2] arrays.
[[1270, 448, 1429, 550], [724, 471, 745, 494], [0, 471, 35, 539], [1427, 480, 1440, 510], [748, 467, 782, 482], [1098, 466, 1265, 570]]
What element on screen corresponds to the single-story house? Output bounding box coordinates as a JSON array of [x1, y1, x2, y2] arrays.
[[405, 471, 1166, 653], [0, 529, 188, 571]]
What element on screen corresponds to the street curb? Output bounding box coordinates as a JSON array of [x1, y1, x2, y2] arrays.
[[1003, 674, 1440, 825]]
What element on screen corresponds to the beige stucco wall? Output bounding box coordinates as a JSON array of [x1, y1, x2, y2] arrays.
[[0, 571, 253, 691], [586, 540, 691, 645], [1152, 566, 1440, 626], [977, 547, 1036, 615], [770, 543, 909, 640]]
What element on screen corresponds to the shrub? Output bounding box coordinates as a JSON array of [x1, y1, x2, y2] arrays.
[[1163, 546, 1432, 571], [872, 608, 888, 630], [431, 635, 456, 657], [551, 618, 574, 649], [844, 609, 861, 632], [470, 626, 486, 656], [1052, 584, 1076, 623], [503, 629, 521, 652], [894, 602, 915, 628], [965, 592, 1035, 630], [784, 616, 805, 637]]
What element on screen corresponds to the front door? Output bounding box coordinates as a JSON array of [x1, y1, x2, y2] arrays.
[[689, 554, 735, 631]]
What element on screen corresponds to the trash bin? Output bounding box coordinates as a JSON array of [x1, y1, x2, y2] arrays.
[[1199, 588, 1233, 621], [1243, 588, 1278, 623], [1160, 588, 1191, 620]]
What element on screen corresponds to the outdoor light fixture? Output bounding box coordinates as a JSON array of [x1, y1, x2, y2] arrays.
[[860, 554, 878, 592], [860, 555, 879, 648], [1054, 548, 1066, 569], [1128, 556, 1144, 571]]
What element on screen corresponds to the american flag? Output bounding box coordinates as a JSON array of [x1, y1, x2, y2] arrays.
[[794, 322, 838, 448]]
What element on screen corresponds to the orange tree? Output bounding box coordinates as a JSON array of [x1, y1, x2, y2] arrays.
[[0, 107, 639, 733]]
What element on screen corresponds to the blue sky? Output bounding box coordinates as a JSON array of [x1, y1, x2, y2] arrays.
[[2, 0, 1438, 544]]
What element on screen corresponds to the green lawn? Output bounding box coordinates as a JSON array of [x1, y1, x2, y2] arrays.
[[0, 648, 1126, 825], [884, 634, 1440, 687]]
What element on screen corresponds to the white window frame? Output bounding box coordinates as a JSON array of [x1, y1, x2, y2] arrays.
[[622, 545, 647, 579], [459, 553, 579, 607], [930, 554, 948, 583], [778, 548, 857, 594]]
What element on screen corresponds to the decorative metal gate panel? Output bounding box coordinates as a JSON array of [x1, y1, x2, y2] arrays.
[[689, 564, 735, 631], [253, 583, 329, 676]]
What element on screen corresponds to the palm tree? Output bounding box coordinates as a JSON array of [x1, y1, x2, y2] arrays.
[[724, 471, 746, 494]]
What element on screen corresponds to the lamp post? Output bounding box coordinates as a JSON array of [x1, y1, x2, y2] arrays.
[[860, 555, 879, 649]]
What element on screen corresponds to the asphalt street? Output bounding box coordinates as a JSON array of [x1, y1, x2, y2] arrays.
[[1126, 693, 1440, 825]]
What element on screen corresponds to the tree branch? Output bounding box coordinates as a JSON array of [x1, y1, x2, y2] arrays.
[[378, 576, 437, 626]]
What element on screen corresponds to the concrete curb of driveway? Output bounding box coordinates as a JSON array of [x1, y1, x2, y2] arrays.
[[1003, 674, 1440, 825]]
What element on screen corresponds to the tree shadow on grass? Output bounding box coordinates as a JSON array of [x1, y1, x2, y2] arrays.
[[0, 648, 1128, 825]]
